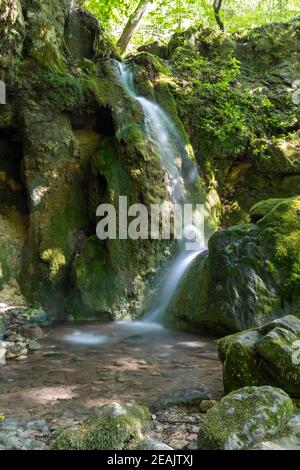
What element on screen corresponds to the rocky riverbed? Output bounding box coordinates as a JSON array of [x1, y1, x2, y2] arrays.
[[0, 306, 222, 449]]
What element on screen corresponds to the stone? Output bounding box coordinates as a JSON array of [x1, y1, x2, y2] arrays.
[[219, 315, 300, 397], [0, 343, 6, 365], [18, 324, 43, 339], [6, 342, 28, 359], [53, 402, 151, 450], [197, 386, 294, 450], [155, 385, 210, 409], [165, 197, 300, 333], [169, 439, 189, 449], [137, 438, 173, 450], [16, 355, 27, 361], [27, 340, 42, 351]]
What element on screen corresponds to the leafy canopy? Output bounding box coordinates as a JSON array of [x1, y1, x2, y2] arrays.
[[84, 0, 300, 51]]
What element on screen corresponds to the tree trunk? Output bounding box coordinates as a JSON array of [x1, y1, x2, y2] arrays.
[[213, 0, 225, 32], [117, 0, 151, 54]]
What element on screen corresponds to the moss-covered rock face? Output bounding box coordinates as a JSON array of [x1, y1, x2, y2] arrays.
[[197, 386, 294, 450], [0, 1, 193, 319], [165, 196, 300, 333], [150, 20, 300, 226], [219, 315, 300, 397], [53, 402, 151, 450]]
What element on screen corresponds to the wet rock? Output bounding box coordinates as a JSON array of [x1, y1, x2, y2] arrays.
[[137, 438, 173, 450], [27, 340, 42, 351], [219, 315, 300, 397], [166, 197, 300, 333], [5, 342, 27, 359], [155, 385, 210, 409], [197, 386, 294, 450]]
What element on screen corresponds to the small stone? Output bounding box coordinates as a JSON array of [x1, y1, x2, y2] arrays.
[[18, 324, 43, 339], [169, 439, 189, 449], [200, 400, 217, 413], [0, 347, 6, 365], [5, 333, 27, 344], [137, 438, 173, 450], [27, 340, 42, 351], [16, 355, 27, 361], [6, 342, 28, 359], [26, 420, 49, 433], [114, 359, 127, 367]]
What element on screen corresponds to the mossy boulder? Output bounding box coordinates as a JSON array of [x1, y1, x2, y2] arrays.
[[219, 315, 300, 396], [53, 402, 151, 450], [197, 386, 294, 450], [165, 196, 300, 333], [251, 134, 300, 175]]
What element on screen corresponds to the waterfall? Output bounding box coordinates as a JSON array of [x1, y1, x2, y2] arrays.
[[115, 61, 206, 324]]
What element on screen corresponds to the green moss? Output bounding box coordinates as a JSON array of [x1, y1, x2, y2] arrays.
[[219, 330, 269, 393], [219, 315, 300, 397], [198, 386, 294, 450], [53, 403, 151, 450]]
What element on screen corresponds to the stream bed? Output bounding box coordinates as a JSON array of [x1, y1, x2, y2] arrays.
[[0, 322, 223, 449]]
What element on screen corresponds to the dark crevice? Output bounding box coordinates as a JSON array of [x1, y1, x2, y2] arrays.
[[0, 128, 29, 216], [70, 106, 115, 137]]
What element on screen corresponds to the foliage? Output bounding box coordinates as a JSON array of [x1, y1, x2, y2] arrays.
[[84, 0, 300, 51]]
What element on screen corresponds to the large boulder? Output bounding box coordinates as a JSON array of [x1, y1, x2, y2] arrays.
[[197, 386, 294, 450], [165, 196, 300, 333], [219, 315, 300, 396], [53, 402, 151, 450]]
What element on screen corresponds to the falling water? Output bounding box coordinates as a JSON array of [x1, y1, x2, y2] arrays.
[[115, 61, 206, 324]]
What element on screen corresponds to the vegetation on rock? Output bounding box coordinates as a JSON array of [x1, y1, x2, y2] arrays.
[[197, 385, 294, 450]]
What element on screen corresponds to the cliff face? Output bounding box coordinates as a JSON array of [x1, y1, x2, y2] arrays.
[[0, 0, 193, 319]]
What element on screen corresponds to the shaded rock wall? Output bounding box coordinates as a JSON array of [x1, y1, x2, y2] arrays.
[[165, 196, 300, 333], [0, 0, 195, 319]]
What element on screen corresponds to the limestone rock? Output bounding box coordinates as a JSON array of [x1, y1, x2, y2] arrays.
[[53, 402, 151, 450], [197, 386, 294, 450], [218, 315, 300, 396], [165, 197, 300, 333]]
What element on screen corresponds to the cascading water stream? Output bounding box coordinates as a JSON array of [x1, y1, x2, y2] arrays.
[[115, 61, 206, 324]]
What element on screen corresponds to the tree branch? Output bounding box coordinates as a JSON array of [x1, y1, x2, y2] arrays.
[[213, 0, 225, 31]]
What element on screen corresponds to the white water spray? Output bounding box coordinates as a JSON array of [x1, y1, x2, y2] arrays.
[[116, 61, 206, 324]]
